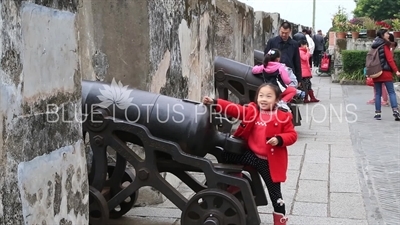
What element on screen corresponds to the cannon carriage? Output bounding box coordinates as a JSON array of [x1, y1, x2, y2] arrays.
[[213, 50, 302, 131], [82, 80, 269, 225]]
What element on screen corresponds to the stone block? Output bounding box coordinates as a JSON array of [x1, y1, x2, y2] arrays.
[[17, 141, 88, 225], [21, 2, 78, 102], [304, 149, 329, 164], [330, 193, 367, 219], [296, 180, 328, 203], [300, 163, 329, 181], [292, 202, 327, 217], [288, 155, 302, 170], [330, 172, 361, 193], [331, 157, 358, 173], [330, 144, 355, 158]]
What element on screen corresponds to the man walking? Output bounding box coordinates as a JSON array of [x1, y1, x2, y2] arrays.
[[264, 22, 302, 85], [312, 30, 325, 67]]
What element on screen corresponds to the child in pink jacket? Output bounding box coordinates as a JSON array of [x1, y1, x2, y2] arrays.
[[252, 48, 297, 111], [299, 40, 319, 103]]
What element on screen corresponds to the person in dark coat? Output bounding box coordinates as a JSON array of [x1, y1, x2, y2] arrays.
[[264, 22, 302, 86], [312, 30, 325, 67]]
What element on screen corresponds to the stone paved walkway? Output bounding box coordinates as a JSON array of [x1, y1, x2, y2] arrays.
[[342, 84, 400, 225], [108, 76, 371, 225]]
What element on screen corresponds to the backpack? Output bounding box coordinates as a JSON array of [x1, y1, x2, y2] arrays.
[[365, 44, 384, 78]]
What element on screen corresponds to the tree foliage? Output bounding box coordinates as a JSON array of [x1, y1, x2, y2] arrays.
[[353, 0, 400, 21]]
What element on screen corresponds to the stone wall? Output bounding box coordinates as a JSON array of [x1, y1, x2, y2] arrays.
[[0, 1, 87, 225]]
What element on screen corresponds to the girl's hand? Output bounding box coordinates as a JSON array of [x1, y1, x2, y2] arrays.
[[203, 96, 214, 105], [396, 71, 400, 76], [267, 137, 278, 146]]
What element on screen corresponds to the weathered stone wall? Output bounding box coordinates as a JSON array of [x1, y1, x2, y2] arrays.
[[0, 1, 87, 224], [78, 0, 216, 102], [214, 0, 254, 65]]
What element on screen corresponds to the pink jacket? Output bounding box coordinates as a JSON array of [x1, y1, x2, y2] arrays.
[[299, 48, 312, 78], [252, 62, 291, 85]]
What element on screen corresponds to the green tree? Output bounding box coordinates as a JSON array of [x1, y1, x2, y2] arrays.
[[353, 0, 400, 20]]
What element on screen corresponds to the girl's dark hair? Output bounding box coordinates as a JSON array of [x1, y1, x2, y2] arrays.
[[299, 39, 308, 46], [376, 29, 388, 38], [263, 48, 281, 67], [254, 83, 282, 103], [389, 33, 395, 42]]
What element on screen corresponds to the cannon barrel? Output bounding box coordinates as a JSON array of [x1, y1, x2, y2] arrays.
[[82, 80, 244, 157], [254, 50, 264, 66]]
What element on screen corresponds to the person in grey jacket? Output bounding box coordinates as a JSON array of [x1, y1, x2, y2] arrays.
[[312, 30, 325, 67]]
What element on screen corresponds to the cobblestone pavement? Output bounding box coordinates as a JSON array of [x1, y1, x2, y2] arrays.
[[342, 84, 400, 225], [107, 76, 373, 225]]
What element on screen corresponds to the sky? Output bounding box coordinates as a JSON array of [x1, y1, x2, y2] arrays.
[[238, 0, 356, 34]]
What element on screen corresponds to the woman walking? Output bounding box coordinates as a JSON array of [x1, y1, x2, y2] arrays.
[[370, 29, 400, 120]]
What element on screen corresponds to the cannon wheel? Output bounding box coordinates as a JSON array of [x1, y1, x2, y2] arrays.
[[89, 186, 109, 225], [106, 164, 139, 219], [181, 189, 246, 225]]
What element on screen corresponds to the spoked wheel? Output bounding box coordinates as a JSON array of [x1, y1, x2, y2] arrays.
[[106, 164, 139, 219], [89, 186, 109, 225], [181, 189, 246, 225]]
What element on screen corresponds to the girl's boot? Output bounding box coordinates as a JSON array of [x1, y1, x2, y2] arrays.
[[308, 90, 320, 102], [303, 91, 310, 103], [273, 212, 288, 225]]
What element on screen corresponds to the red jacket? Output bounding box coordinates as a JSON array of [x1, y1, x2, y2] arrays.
[[299, 47, 312, 78], [215, 99, 298, 182], [373, 45, 399, 82]]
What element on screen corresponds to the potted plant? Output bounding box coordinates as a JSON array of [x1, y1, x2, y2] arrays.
[[332, 6, 349, 39], [392, 18, 400, 38], [349, 23, 361, 39], [363, 17, 377, 38], [349, 18, 364, 39]]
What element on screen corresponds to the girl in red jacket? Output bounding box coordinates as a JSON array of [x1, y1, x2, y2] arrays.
[[370, 29, 400, 120], [203, 83, 297, 225], [299, 40, 320, 103]]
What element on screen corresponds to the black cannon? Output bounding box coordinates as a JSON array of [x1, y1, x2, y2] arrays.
[[82, 80, 268, 225], [254, 49, 264, 66], [214, 54, 302, 128]]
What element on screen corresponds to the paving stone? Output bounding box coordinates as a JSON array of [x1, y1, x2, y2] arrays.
[[300, 163, 328, 181], [330, 193, 367, 219], [292, 202, 327, 217], [304, 149, 329, 164], [331, 157, 358, 173], [305, 142, 329, 151], [288, 144, 305, 156], [330, 172, 361, 193], [295, 180, 328, 203], [288, 155, 302, 170], [282, 169, 299, 190], [330, 144, 355, 158]]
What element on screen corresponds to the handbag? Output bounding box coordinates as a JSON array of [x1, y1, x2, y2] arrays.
[[366, 77, 374, 87]]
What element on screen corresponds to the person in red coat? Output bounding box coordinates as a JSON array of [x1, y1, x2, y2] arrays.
[[299, 40, 319, 103], [203, 83, 297, 225], [371, 29, 400, 120]]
